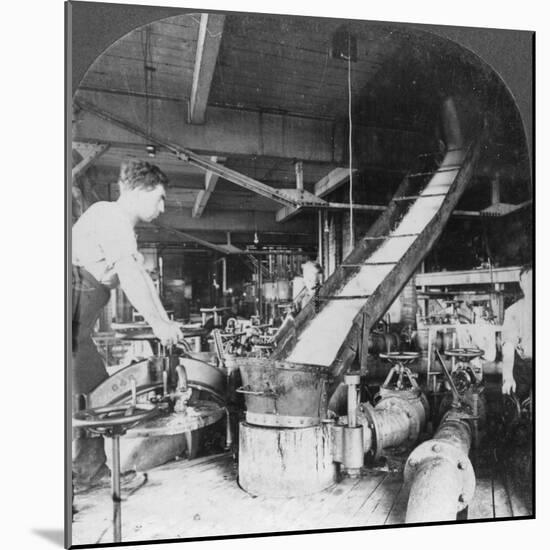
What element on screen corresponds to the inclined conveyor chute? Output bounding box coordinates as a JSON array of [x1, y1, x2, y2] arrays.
[[236, 97, 485, 499], [272, 97, 482, 377]]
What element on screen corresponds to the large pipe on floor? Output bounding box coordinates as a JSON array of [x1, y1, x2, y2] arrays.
[[357, 387, 429, 459], [403, 408, 475, 523]]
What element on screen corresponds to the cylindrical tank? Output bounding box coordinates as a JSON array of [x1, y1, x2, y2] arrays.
[[276, 279, 291, 301], [414, 328, 430, 352], [368, 332, 400, 354], [262, 281, 278, 302], [239, 422, 336, 497], [237, 358, 330, 428]]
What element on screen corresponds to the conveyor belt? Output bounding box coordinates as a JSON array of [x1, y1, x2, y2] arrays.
[[272, 98, 482, 374]]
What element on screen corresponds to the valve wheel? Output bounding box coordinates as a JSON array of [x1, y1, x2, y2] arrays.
[[379, 351, 420, 363], [444, 347, 484, 360], [73, 403, 160, 435]]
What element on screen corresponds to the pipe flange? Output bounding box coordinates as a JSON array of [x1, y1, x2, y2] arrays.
[[403, 439, 475, 511], [359, 403, 383, 458]]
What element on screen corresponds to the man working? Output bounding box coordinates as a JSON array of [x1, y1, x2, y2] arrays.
[[72, 158, 183, 488], [501, 265, 533, 400], [293, 260, 323, 312]]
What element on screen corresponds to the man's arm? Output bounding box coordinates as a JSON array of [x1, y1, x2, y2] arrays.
[[115, 256, 181, 345], [501, 341, 516, 395], [143, 269, 170, 322], [500, 302, 519, 395]]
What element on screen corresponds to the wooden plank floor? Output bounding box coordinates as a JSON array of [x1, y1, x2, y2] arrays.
[[72, 452, 531, 546]]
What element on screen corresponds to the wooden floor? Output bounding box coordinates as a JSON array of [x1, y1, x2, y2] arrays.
[[72, 451, 531, 546]]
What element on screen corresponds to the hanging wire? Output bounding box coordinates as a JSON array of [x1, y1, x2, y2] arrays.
[[347, 32, 354, 249]]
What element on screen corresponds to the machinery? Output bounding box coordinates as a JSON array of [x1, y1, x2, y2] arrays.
[[77, 95, 491, 522], [232, 96, 487, 524], [357, 353, 429, 462], [85, 341, 228, 471], [404, 406, 475, 523], [74, 397, 160, 543], [404, 347, 478, 523], [437, 347, 486, 442]]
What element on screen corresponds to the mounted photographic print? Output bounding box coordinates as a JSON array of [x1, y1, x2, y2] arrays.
[[66, 1, 534, 547]]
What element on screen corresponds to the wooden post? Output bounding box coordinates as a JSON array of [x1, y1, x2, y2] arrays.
[[295, 161, 304, 191]]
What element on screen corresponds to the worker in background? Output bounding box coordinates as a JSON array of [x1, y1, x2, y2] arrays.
[[271, 261, 324, 348], [72, 158, 185, 489], [293, 260, 323, 313], [500, 266, 533, 399]]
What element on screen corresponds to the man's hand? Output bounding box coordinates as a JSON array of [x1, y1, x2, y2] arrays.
[[151, 319, 183, 346], [502, 375, 516, 395]]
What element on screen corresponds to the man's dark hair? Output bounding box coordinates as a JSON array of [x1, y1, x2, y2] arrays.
[[118, 158, 169, 191]]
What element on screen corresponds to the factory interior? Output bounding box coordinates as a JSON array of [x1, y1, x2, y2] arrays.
[[69, 6, 534, 546]]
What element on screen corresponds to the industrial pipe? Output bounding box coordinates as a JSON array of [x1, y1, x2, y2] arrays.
[[345, 373, 360, 427], [358, 388, 429, 459], [403, 408, 475, 523], [342, 373, 363, 475]]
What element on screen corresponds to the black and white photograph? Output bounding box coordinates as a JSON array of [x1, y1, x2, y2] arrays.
[[64, 1, 535, 547]]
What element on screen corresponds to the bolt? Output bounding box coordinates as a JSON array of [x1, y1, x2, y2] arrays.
[[458, 494, 465, 503], [457, 461, 464, 470], [432, 443, 441, 453], [408, 459, 417, 469]]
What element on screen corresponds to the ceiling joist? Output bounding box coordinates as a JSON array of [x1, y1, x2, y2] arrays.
[[75, 91, 341, 162], [188, 14, 225, 124], [314, 167, 358, 197], [74, 98, 329, 209], [192, 156, 224, 218], [72, 141, 110, 179]]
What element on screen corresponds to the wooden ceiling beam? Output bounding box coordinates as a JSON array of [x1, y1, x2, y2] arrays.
[[276, 166, 359, 222], [188, 14, 225, 124], [158, 206, 314, 234], [314, 167, 358, 197], [72, 141, 110, 179], [192, 156, 223, 218], [74, 91, 342, 163], [74, 97, 332, 209]]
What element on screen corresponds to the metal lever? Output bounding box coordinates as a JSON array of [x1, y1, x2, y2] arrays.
[[435, 349, 461, 406]]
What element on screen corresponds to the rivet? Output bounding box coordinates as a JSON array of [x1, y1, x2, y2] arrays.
[[432, 444, 441, 453]]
